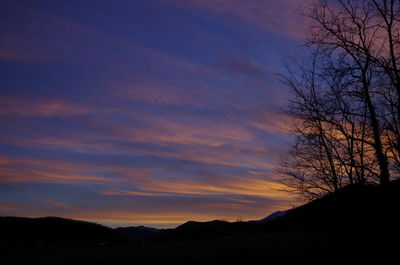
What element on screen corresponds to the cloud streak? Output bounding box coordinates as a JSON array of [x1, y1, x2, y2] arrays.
[[0, 98, 91, 118]]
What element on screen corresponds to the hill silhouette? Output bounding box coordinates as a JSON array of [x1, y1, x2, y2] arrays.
[[115, 226, 162, 241], [1, 180, 399, 264], [266, 180, 400, 231], [0, 216, 129, 248]]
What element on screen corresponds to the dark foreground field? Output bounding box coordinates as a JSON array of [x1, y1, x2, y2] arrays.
[[3, 230, 392, 265], [2, 180, 400, 264]]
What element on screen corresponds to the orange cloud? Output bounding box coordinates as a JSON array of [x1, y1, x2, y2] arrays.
[[133, 175, 289, 199], [0, 102, 283, 172], [0, 154, 289, 200], [0, 157, 121, 184], [251, 110, 293, 134]]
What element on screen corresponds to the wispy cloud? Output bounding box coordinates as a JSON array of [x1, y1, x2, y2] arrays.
[[0, 98, 91, 118], [164, 0, 311, 39]]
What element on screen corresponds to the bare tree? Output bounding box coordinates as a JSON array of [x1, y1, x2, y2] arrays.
[[278, 0, 400, 199], [278, 54, 341, 199], [369, 0, 400, 175], [307, 0, 392, 184], [278, 50, 379, 199]]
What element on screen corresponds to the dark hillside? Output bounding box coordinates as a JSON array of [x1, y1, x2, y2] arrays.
[[0, 216, 129, 248], [266, 179, 400, 232]]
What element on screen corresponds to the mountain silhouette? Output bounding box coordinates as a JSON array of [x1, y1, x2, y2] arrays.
[[2, 180, 400, 264], [114, 212, 288, 242], [248, 210, 288, 223], [115, 226, 162, 241], [0, 216, 129, 248]]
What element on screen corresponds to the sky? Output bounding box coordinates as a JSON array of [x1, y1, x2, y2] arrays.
[[0, 0, 310, 228]]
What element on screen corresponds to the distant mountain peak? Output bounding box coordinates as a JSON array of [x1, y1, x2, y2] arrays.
[[249, 210, 289, 224], [176, 220, 229, 230], [114, 226, 161, 241]]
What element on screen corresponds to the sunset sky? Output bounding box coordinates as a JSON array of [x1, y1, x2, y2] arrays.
[[0, 0, 310, 228]]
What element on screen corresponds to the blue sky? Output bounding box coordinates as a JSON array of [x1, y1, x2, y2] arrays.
[[0, 0, 310, 228]]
